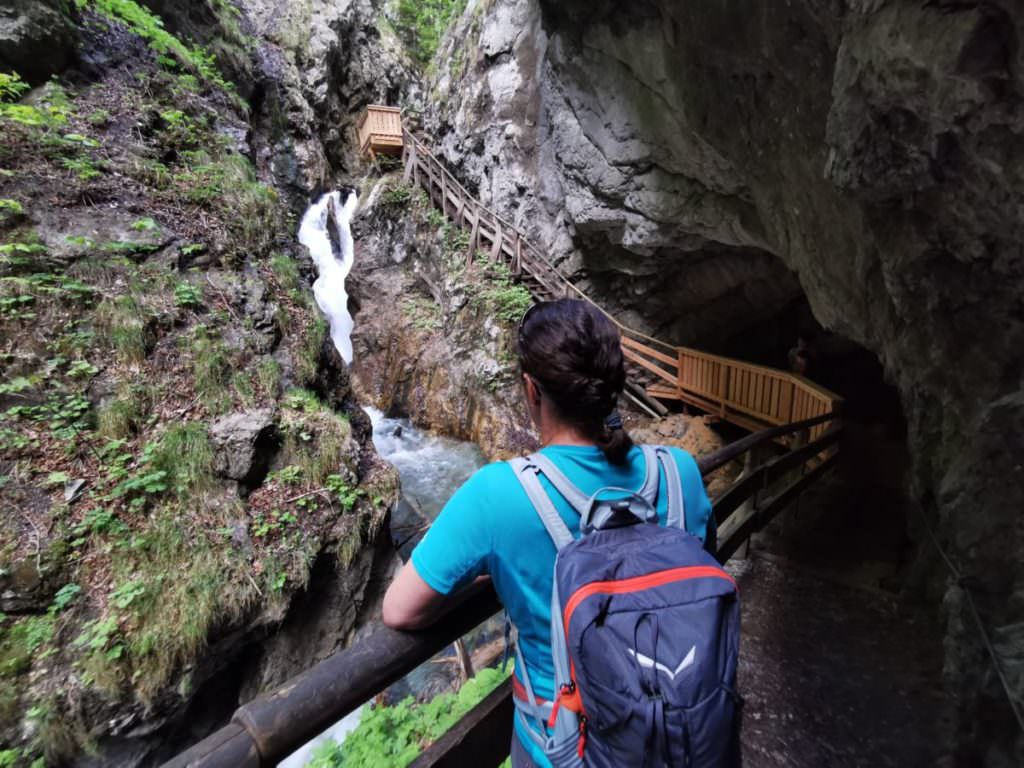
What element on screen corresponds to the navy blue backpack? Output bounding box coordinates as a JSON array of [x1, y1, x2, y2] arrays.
[[508, 445, 740, 767]]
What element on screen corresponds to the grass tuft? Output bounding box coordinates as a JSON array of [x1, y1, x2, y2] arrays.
[[94, 295, 151, 364]]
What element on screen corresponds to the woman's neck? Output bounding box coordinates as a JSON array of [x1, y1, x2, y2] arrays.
[[540, 422, 595, 448]]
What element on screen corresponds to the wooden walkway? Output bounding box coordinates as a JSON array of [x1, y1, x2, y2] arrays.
[[398, 122, 841, 438]]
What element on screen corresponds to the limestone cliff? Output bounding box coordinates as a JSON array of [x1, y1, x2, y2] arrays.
[[426, 0, 1024, 763], [349, 177, 538, 461]]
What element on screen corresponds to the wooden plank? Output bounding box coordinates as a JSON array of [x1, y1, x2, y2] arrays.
[[409, 680, 513, 768], [622, 348, 677, 385], [441, 173, 449, 218], [621, 335, 679, 367]]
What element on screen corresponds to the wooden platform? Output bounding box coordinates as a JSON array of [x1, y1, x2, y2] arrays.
[[357, 105, 403, 158]]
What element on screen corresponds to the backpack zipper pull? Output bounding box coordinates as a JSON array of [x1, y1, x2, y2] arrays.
[[547, 681, 581, 728], [577, 715, 588, 758]]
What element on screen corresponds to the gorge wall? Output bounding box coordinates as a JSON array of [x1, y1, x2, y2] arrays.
[[0, 1, 417, 764], [425, 0, 1024, 763]]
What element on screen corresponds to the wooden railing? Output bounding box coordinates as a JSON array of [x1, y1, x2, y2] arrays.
[[357, 105, 404, 157], [400, 128, 842, 432]]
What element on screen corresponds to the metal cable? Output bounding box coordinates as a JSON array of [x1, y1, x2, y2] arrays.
[[915, 503, 1024, 733]]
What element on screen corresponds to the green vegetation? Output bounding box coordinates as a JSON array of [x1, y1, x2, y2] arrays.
[[471, 260, 533, 325], [174, 280, 203, 308], [280, 389, 351, 486], [147, 422, 214, 497], [392, 0, 467, 67], [295, 315, 327, 385], [0, 74, 29, 104], [309, 667, 509, 767], [191, 324, 231, 412], [95, 295, 152, 364], [171, 154, 279, 261], [380, 182, 413, 207], [257, 356, 282, 398], [0, 78, 73, 131], [73, 0, 236, 95], [401, 295, 443, 333]]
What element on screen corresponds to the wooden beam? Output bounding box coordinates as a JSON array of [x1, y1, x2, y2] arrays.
[[490, 222, 503, 261]]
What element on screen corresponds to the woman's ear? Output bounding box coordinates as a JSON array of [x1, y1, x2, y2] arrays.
[[523, 373, 542, 407]]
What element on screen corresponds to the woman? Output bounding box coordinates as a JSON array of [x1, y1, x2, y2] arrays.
[[383, 298, 714, 767]]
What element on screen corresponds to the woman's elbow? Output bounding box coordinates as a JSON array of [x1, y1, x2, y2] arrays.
[[381, 599, 418, 630]]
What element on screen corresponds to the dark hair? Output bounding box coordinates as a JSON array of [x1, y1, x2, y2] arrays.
[[518, 298, 634, 464]]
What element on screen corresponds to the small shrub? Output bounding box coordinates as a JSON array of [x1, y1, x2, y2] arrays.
[[173, 281, 202, 308], [97, 396, 139, 439], [0, 73, 29, 103], [381, 183, 412, 207], [61, 156, 102, 181], [87, 109, 111, 127], [295, 315, 326, 385], [309, 667, 509, 767]]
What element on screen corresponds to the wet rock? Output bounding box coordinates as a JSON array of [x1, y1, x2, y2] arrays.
[[0, 0, 75, 83], [209, 408, 280, 488]]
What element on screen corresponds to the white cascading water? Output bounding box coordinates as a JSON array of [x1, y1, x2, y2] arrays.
[[297, 190, 359, 363]]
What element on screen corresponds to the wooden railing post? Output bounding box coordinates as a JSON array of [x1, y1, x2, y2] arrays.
[[512, 232, 521, 275], [677, 349, 686, 400], [467, 202, 480, 263], [403, 142, 416, 185]]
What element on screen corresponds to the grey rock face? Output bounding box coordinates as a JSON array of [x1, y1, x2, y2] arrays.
[[241, 0, 420, 205], [0, 0, 75, 83], [428, 0, 1024, 762], [210, 408, 280, 486]]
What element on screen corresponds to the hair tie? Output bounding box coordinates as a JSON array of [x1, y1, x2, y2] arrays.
[[605, 411, 623, 431]]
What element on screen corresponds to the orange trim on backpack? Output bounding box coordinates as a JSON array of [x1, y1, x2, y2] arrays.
[[562, 565, 736, 639]]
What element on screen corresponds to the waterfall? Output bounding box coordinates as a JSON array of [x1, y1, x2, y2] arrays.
[[297, 190, 359, 363]]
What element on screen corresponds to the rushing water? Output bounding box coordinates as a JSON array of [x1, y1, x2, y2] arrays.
[[297, 190, 359, 363], [366, 407, 487, 519], [280, 410, 487, 766]]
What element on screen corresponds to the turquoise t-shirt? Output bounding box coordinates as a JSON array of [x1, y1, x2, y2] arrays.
[[410, 443, 713, 767]]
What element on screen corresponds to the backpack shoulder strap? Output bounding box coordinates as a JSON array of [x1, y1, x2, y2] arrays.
[[653, 445, 687, 529], [524, 453, 591, 516], [508, 456, 574, 551], [637, 444, 660, 505]]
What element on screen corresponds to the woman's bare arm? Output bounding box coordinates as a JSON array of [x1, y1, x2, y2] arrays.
[[382, 562, 492, 630]]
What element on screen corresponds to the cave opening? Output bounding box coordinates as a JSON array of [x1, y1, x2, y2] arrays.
[[586, 239, 915, 587], [715, 294, 914, 585]]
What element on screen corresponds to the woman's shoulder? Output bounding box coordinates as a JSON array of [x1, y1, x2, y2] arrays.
[[634, 442, 702, 480], [458, 459, 524, 498]]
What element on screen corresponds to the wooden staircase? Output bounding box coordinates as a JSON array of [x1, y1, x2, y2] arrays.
[[384, 110, 841, 433]]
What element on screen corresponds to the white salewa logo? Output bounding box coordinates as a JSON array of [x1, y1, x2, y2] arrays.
[[626, 646, 696, 681]]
